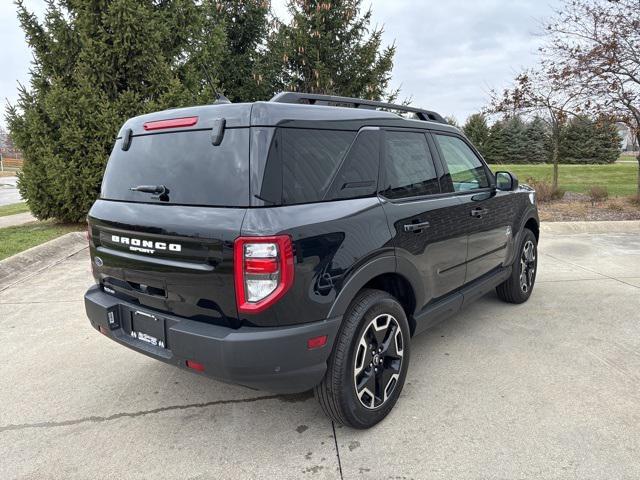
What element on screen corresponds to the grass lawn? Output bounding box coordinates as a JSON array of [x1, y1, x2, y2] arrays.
[[0, 202, 30, 217], [619, 153, 638, 163], [488, 163, 639, 196], [0, 222, 84, 261]]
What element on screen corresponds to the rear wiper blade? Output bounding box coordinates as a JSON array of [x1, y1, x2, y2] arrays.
[[130, 185, 167, 195]]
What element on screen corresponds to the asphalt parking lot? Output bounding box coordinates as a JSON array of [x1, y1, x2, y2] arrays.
[[1, 225, 639, 479]]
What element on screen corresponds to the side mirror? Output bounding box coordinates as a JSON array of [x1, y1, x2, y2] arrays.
[[495, 171, 519, 191]]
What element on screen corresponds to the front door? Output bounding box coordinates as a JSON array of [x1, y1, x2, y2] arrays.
[[431, 133, 513, 284]]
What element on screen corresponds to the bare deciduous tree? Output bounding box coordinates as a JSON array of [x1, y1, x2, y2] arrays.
[[543, 0, 640, 194], [488, 68, 583, 190]]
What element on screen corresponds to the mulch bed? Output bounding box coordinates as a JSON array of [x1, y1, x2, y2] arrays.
[[538, 192, 640, 222]]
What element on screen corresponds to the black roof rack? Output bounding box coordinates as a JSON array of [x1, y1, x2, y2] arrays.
[[269, 92, 447, 124]]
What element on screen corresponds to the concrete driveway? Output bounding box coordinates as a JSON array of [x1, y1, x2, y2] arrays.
[[0, 176, 23, 206], [1, 225, 639, 479]]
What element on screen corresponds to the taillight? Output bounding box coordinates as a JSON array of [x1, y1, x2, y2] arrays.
[[234, 236, 294, 314]]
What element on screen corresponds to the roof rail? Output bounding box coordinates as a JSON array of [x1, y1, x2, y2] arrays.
[[269, 92, 446, 124]]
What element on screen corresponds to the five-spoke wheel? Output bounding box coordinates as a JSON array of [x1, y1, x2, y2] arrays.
[[314, 289, 411, 429], [520, 240, 536, 293], [497, 227, 538, 304], [353, 314, 404, 409]]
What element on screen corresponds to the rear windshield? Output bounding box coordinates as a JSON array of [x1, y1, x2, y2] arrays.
[[101, 128, 249, 206]]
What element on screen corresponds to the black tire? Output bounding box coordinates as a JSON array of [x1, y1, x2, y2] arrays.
[[314, 289, 411, 429], [496, 228, 538, 304]]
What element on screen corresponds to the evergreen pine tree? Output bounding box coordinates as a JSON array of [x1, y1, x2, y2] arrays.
[[591, 115, 622, 164], [270, 0, 396, 99], [206, 0, 277, 102], [463, 113, 489, 157], [444, 116, 460, 128], [6, 0, 223, 222], [559, 115, 592, 164], [502, 116, 528, 163], [558, 115, 620, 164], [483, 120, 509, 164], [524, 116, 550, 163]]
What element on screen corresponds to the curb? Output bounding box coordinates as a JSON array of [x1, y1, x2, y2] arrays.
[[0, 232, 88, 291], [541, 220, 640, 235]]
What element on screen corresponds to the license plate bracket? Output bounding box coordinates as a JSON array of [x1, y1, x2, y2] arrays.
[[131, 310, 166, 348]]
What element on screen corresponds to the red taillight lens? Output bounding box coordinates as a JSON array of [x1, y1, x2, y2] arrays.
[[245, 258, 279, 274], [234, 235, 294, 314], [143, 116, 198, 131]]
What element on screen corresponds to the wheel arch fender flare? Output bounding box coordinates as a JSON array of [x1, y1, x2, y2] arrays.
[[508, 210, 539, 265], [327, 256, 395, 318], [327, 254, 426, 319]]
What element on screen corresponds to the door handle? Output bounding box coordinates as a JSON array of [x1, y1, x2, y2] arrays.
[[470, 207, 489, 217], [404, 221, 430, 233]]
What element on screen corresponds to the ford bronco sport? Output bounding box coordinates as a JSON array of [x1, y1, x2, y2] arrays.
[[85, 92, 539, 429]]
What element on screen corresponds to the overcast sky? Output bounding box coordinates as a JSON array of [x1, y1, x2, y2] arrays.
[[0, 0, 560, 129]]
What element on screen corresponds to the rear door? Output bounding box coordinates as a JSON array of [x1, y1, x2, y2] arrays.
[[431, 132, 512, 283], [380, 129, 467, 309], [89, 125, 251, 328]]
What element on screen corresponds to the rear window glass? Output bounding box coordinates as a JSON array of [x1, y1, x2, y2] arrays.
[[101, 128, 249, 206], [257, 128, 356, 205], [325, 130, 379, 200], [381, 131, 440, 199]]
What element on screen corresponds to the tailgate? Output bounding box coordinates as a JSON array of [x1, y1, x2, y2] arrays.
[[88, 200, 245, 328]]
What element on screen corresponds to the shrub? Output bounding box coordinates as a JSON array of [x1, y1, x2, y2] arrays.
[[526, 177, 564, 202], [587, 186, 609, 205], [606, 199, 625, 212]]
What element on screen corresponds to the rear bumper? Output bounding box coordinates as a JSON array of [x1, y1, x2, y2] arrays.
[[84, 285, 341, 394]]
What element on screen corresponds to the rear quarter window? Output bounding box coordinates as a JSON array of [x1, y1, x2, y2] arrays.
[[101, 128, 250, 207], [257, 128, 381, 205]]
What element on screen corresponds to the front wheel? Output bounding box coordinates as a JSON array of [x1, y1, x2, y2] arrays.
[[496, 228, 538, 304], [314, 289, 411, 429]]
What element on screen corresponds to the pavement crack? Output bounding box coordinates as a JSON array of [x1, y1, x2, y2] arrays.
[[331, 421, 344, 480], [0, 394, 280, 433]]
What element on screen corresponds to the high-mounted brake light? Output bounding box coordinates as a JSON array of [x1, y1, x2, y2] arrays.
[[143, 116, 198, 131], [234, 236, 294, 314]]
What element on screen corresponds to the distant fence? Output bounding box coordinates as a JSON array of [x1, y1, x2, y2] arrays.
[[0, 157, 23, 171]]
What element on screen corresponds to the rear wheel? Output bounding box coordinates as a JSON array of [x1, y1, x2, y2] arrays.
[[314, 289, 410, 429], [496, 228, 538, 304]]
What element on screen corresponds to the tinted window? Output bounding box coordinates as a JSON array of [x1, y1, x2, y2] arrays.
[[101, 129, 249, 206], [381, 131, 440, 199], [435, 134, 489, 191], [259, 128, 356, 205], [326, 130, 379, 201]]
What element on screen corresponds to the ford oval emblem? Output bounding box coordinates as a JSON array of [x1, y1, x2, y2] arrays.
[[94, 256, 104, 267]]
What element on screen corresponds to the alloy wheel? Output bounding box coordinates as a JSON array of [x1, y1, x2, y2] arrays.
[[353, 314, 404, 409], [520, 240, 536, 293]]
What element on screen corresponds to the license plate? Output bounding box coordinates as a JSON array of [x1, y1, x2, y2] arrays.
[[131, 311, 166, 348]]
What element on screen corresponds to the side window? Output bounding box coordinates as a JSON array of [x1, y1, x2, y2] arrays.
[[381, 131, 440, 199], [280, 128, 355, 204], [434, 134, 490, 192], [326, 130, 379, 201]]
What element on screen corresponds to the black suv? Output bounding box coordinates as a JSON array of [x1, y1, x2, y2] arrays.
[[85, 92, 539, 429]]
